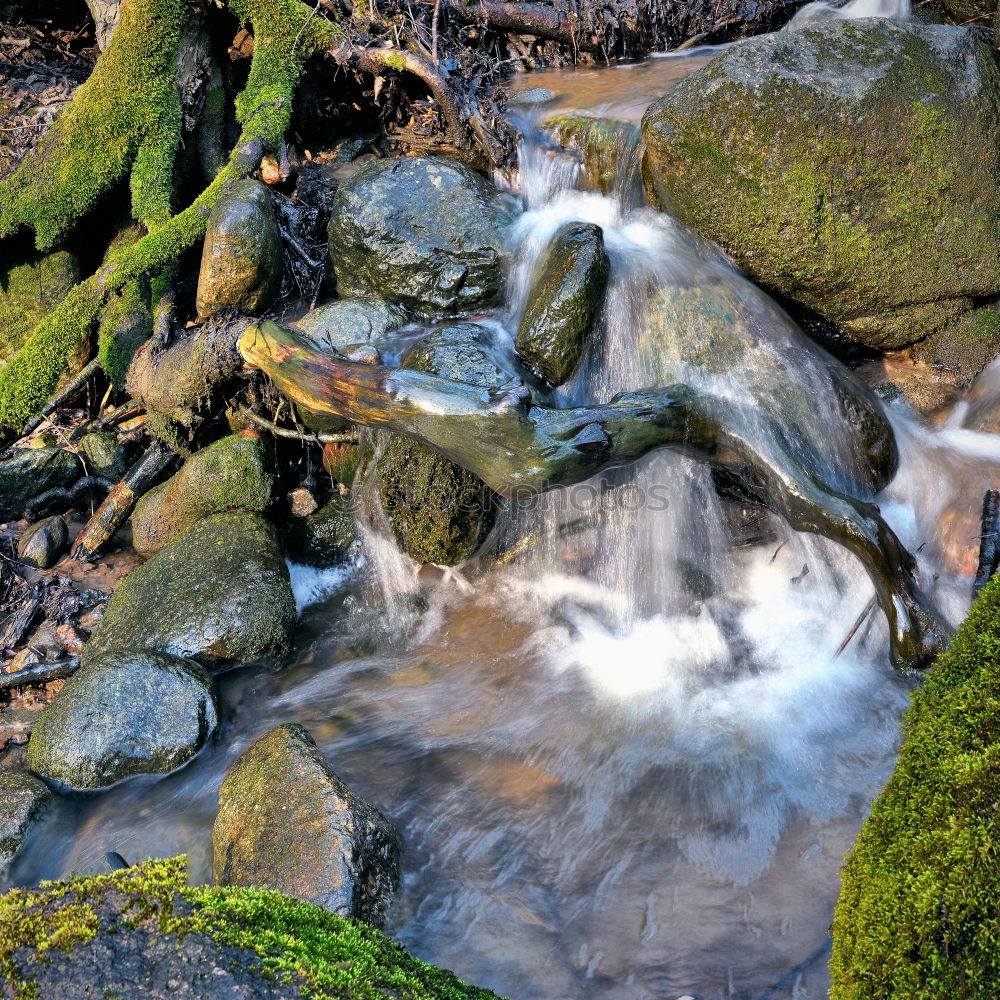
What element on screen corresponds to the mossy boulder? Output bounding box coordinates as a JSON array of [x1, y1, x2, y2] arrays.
[[0, 760, 51, 875], [293, 296, 410, 354], [0, 248, 78, 368], [0, 858, 502, 999], [328, 157, 505, 317], [130, 432, 275, 557], [17, 515, 68, 569], [937, 0, 998, 25], [214, 724, 399, 927], [84, 511, 296, 667], [26, 649, 218, 790], [196, 178, 283, 320], [0, 448, 80, 522], [830, 573, 1000, 999], [285, 494, 356, 568], [906, 306, 1000, 385], [515, 221, 609, 386], [642, 20, 1000, 350], [546, 113, 641, 194]]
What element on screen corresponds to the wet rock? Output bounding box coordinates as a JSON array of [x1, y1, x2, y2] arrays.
[[26, 649, 218, 790], [0, 247, 78, 366], [642, 20, 1000, 350], [0, 448, 80, 522], [906, 306, 1000, 387], [284, 494, 356, 568], [938, 0, 997, 25], [17, 515, 68, 569], [84, 511, 296, 667], [546, 114, 641, 194], [0, 759, 51, 874], [130, 432, 275, 557], [328, 156, 505, 317], [213, 723, 400, 927], [78, 431, 128, 480], [510, 86, 555, 106], [293, 296, 409, 354], [0, 858, 500, 1000], [196, 179, 283, 319], [401, 322, 510, 387], [515, 221, 609, 386]]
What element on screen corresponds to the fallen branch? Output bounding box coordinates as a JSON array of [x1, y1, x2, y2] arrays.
[[439, 1, 602, 52], [24, 476, 118, 522], [238, 405, 358, 444], [0, 656, 79, 691]]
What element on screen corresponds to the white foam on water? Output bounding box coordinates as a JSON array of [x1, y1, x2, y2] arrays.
[[287, 560, 355, 614]]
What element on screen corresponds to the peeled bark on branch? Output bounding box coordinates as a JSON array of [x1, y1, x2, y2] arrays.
[[440, 1, 603, 52], [241, 321, 949, 672]]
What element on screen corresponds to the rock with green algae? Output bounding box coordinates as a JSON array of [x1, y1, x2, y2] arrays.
[[285, 494, 357, 568], [641, 19, 1000, 350], [0, 756, 51, 875], [830, 572, 1000, 1000], [196, 178, 283, 320], [906, 306, 1000, 386], [130, 431, 275, 557], [213, 724, 399, 927], [0, 857, 504, 1000], [26, 649, 218, 790], [78, 430, 128, 481], [545, 114, 641, 195], [515, 221, 609, 386], [293, 296, 410, 354], [328, 156, 505, 317], [17, 515, 68, 569], [0, 448, 80, 522], [83, 511, 296, 668]]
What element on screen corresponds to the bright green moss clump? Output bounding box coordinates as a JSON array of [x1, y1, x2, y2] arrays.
[[0, 858, 502, 1000], [830, 574, 1000, 999]]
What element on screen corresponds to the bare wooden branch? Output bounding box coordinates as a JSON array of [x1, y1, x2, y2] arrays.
[[0, 657, 79, 691]]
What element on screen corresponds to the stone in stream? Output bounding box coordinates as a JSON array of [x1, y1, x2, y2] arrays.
[[546, 113, 641, 195], [26, 649, 218, 790], [78, 430, 128, 481], [292, 296, 410, 354], [328, 156, 506, 317], [642, 19, 1000, 353], [284, 494, 356, 568], [130, 431, 275, 557], [195, 178, 283, 319], [83, 511, 296, 667], [213, 724, 400, 927], [17, 515, 68, 569], [515, 221, 610, 386], [0, 447, 80, 522], [0, 757, 52, 875]]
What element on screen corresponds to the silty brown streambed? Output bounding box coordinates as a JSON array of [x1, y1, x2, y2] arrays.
[[8, 32, 1000, 1000]]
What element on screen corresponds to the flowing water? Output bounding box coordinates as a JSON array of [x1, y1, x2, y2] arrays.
[[9, 21, 1000, 1000]]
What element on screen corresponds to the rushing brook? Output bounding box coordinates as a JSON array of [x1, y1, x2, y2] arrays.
[[8, 20, 999, 1000]]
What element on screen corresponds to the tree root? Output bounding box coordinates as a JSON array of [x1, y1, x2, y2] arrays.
[[24, 477, 118, 523]]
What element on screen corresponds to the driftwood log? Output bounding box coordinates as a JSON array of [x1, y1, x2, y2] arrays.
[[241, 321, 948, 672]]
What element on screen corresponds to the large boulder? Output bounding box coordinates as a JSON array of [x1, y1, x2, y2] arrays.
[[213, 724, 400, 928], [293, 296, 409, 353], [328, 157, 505, 317], [196, 179, 283, 319], [83, 511, 296, 667], [0, 447, 80, 521], [642, 20, 1000, 350], [0, 759, 51, 875], [515, 221, 609, 386], [0, 858, 500, 999], [130, 432, 275, 557], [26, 649, 218, 790]]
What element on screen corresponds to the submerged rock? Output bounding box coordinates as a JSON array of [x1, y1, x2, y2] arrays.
[[546, 113, 641, 194], [84, 511, 296, 667], [17, 515, 68, 569], [130, 432, 275, 557], [0, 759, 51, 874], [642, 19, 1000, 350], [284, 494, 356, 568], [26, 649, 218, 790], [401, 322, 510, 387], [0, 858, 500, 999], [0, 448, 80, 522], [328, 156, 505, 316], [515, 221, 609, 386], [293, 296, 409, 354], [213, 724, 400, 927], [196, 179, 283, 319]]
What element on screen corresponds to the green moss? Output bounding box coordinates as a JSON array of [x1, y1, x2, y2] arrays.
[[830, 574, 1000, 999], [97, 278, 153, 386], [0, 858, 501, 1000]]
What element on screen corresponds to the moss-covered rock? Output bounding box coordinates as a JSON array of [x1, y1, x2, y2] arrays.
[[285, 494, 356, 568], [0, 448, 80, 522], [78, 430, 127, 480], [84, 511, 296, 667], [196, 178, 283, 319], [0, 760, 51, 875], [546, 113, 641, 195], [214, 724, 399, 927], [515, 221, 609, 386], [0, 858, 503, 1000], [0, 248, 78, 368], [328, 157, 505, 317], [642, 20, 1000, 350], [937, 0, 998, 26], [17, 515, 68, 569], [830, 573, 1000, 999], [906, 306, 1000, 385], [294, 296, 410, 354], [26, 649, 218, 790], [131, 432, 275, 557]]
